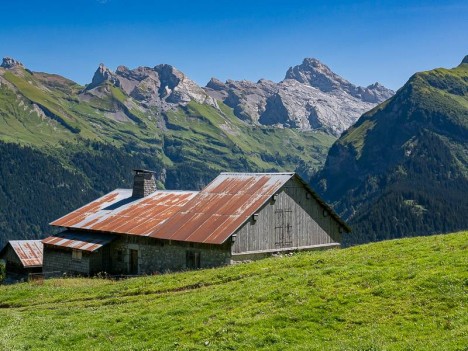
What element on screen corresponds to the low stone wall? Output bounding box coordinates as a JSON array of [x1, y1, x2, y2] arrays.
[[109, 236, 231, 275], [43, 247, 93, 276]]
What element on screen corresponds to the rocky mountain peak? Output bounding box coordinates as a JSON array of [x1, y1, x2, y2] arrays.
[[116, 65, 130, 73], [367, 82, 384, 89], [82, 62, 217, 109], [151, 64, 216, 106], [86, 63, 120, 90], [153, 64, 182, 94], [285, 58, 394, 103], [461, 55, 468, 65], [285, 58, 350, 93], [206, 78, 226, 91], [300, 58, 335, 75], [1, 57, 24, 69]]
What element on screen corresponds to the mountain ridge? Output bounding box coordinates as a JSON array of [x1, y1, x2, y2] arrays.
[[1, 56, 393, 137], [313, 56, 468, 245], [284, 58, 391, 103]]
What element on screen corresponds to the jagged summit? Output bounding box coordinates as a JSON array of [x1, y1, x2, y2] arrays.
[[86, 63, 120, 90], [367, 82, 385, 89], [1, 57, 24, 69], [116, 65, 130, 73], [83, 62, 216, 108], [284, 58, 393, 103], [285, 58, 343, 92], [153, 64, 184, 98], [206, 77, 226, 90]]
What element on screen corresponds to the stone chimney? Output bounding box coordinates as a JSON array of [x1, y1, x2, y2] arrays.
[[132, 169, 157, 198]]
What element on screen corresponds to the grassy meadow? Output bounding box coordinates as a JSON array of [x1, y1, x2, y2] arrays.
[[0, 232, 466, 350]]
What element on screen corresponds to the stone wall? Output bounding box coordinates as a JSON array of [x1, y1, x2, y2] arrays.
[[43, 246, 102, 276], [109, 235, 231, 274], [43, 236, 231, 276]]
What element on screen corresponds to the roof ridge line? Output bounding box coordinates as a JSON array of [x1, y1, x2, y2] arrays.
[[115, 188, 198, 193], [219, 172, 295, 175]]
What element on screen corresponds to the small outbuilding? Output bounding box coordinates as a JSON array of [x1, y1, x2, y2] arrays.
[[0, 240, 43, 275], [43, 170, 350, 276]]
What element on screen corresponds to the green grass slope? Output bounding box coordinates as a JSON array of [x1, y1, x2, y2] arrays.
[[0, 232, 466, 350]]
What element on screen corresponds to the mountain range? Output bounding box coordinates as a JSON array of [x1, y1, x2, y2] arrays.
[[314, 56, 468, 245], [205, 58, 393, 135], [76, 57, 393, 136], [0, 56, 391, 247]]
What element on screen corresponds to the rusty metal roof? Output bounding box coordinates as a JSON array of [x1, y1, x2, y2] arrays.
[[149, 173, 295, 244], [42, 231, 116, 252], [3, 240, 43, 268], [50, 172, 350, 245], [50, 190, 198, 236]]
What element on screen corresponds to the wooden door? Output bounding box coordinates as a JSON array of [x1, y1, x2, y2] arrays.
[[129, 249, 139, 275], [275, 209, 293, 247]]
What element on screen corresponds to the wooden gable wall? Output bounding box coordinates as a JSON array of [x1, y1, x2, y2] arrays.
[[231, 177, 342, 255]]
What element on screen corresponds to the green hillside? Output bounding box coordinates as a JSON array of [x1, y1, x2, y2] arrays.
[[0, 64, 334, 247], [0, 232, 466, 350], [314, 57, 468, 245]]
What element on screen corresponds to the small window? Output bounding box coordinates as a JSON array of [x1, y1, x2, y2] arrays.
[[186, 251, 200, 269], [72, 249, 82, 261]]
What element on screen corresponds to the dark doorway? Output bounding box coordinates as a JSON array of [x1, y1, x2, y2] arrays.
[[101, 246, 111, 273], [186, 251, 200, 269], [129, 249, 139, 275]]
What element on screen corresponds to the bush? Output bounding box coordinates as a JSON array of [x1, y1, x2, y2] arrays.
[[0, 260, 5, 283]]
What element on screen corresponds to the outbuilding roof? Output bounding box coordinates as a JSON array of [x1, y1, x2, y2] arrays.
[[42, 231, 116, 252], [0, 240, 43, 268]]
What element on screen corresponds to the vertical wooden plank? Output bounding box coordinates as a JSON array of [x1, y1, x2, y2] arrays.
[[231, 177, 340, 254]]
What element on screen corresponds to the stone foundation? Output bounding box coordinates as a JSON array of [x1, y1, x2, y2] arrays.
[[109, 236, 231, 274]]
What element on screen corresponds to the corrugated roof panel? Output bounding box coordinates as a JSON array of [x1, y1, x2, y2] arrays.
[[42, 231, 116, 252], [149, 173, 294, 244], [183, 214, 229, 243], [51, 191, 125, 228], [8, 240, 43, 268], [51, 190, 198, 236]]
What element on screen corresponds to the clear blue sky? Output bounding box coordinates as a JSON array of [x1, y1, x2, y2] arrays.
[[1, 0, 467, 90]]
